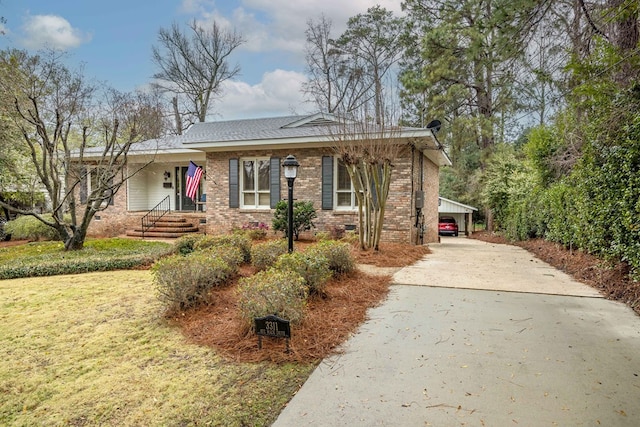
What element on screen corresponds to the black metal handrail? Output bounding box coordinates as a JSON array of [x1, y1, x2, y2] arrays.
[[141, 195, 170, 239]]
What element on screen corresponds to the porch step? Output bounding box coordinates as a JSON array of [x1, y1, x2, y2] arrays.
[[126, 230, 199, 239], [130, 225, 200, 234], [155, 216, 189, 223], [126, 214, 202, 239], [151, 221, 196, 229]]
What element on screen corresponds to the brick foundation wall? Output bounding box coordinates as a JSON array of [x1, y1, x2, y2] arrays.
[[80, 181, 133, 237]]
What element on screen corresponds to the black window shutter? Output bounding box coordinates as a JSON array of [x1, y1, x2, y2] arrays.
[[229, 158, 239, 208], [321, 156, 333, 210], [270, 157, 280, 209]]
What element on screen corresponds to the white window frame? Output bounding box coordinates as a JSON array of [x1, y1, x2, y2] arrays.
[[334, 158, 357, 210], [240, 157, 271, 209]]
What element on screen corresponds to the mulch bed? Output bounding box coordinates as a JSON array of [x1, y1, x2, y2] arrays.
[[471, 231, 640, 316], [171, 242, 431, 363]]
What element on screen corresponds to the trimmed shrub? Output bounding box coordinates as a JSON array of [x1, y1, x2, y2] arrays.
[[205, 243, 244, 270], [275, 251, 331, 295], [4, 215, 61, 241], [272, 200, 317, 240], [152, 252, 233, 312], [237, 268, 308, 325], [0, 238, 171, 280], [306, 240, 356, 276], [342, 230, 359, 245], [314, 231, 331, 241], [196, 233, 252, 262], [241, 222, 269, 240], [191, 235, 217, 251], [173, 234, 204, 255], [251, 239, 288, 271], [1, 256, 148, 280]]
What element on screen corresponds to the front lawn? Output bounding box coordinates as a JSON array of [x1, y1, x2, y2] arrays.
[[0, 238, 172, 280], [0, 270, 314, 426], [0, 236, 431, 425]]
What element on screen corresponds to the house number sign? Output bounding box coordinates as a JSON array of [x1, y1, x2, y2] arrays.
[[254, 314, 291, 352]]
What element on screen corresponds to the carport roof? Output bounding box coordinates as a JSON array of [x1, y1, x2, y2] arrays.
[[439, 197, 478, 213]]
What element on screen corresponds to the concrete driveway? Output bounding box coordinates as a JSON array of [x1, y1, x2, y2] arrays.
[[272, 237, 640, 426]]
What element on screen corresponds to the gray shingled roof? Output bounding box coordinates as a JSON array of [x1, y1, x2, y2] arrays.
[[81, 113, 451, 165], [82, 113, 334, 157], [178, 114, 339, 145]]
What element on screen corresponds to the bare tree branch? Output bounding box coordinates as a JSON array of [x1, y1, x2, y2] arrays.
[[152, 19, 245, 130]]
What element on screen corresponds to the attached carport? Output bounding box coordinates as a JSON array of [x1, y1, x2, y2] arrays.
[[438, 197, 477, 236]]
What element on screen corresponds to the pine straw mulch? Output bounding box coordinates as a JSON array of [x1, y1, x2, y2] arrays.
[[170, 242, 431, 363], [470, 231, 640, 316]]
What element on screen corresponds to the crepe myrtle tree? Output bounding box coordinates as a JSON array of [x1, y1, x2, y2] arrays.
[[0, 49, 165, 250], [329, 108, 405, 251]]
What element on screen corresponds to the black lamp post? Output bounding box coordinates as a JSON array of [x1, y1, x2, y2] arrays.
[[283, 154, 299, 253]]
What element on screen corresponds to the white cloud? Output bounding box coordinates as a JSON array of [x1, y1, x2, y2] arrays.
[[177, 0, 404, 119], [192, 0, 404, 55], [214, 69, 313, 119], [21, 14, 91, 50]]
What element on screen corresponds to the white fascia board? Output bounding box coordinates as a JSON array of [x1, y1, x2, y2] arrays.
[[437, 150, 453, 166], [182, 129, 439, 152], [409, 136, 452, 166], [183, 135, 336, 152], [81, 148, 201, 162]]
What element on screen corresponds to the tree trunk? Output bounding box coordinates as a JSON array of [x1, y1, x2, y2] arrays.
[[64, 228, 87, 251], [485, 208, 494, 232], [610, 0, 639, 86], [172, 96, 183, 135]]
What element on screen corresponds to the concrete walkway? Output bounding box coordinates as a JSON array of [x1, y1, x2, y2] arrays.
[[272, 237, 640, 426]]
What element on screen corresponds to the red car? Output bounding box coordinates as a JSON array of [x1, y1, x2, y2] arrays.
[[438, 216, 459, 237]]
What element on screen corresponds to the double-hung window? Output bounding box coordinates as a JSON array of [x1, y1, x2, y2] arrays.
[[81, 166, 114, 206], [321, 156, 359, 211], [335, 158, 357, 210], [241, 158, 271, 208]]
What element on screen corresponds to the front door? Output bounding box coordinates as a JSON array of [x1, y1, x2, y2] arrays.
[[175, 166, 199, 211]]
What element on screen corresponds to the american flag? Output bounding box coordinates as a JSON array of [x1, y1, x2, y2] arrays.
[[185, 161, 203, 201]]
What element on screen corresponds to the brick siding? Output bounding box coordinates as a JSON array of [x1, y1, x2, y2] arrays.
[[203, 146, 440, 244], [87, 145, 440, 244]]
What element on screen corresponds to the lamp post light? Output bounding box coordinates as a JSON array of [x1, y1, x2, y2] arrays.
[[283, 154, 299, 253]]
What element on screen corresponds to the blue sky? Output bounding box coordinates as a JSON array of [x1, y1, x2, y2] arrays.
[[0, 0, 403, 120]]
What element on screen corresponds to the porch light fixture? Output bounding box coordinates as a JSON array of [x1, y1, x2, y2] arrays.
[[282, 154, 300, 253]]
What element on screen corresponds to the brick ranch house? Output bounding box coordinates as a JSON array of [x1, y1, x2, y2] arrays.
[[83, 112, 451, 244]]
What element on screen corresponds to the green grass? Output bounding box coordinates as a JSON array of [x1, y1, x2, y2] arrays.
[[0, 238, 173, 279], [0, 270, 315, 426]]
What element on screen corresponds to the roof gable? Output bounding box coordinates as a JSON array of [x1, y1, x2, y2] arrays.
[[438, 197, 478, 213], [179, 114, 334, 145], [281, 112, 341, 128]]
